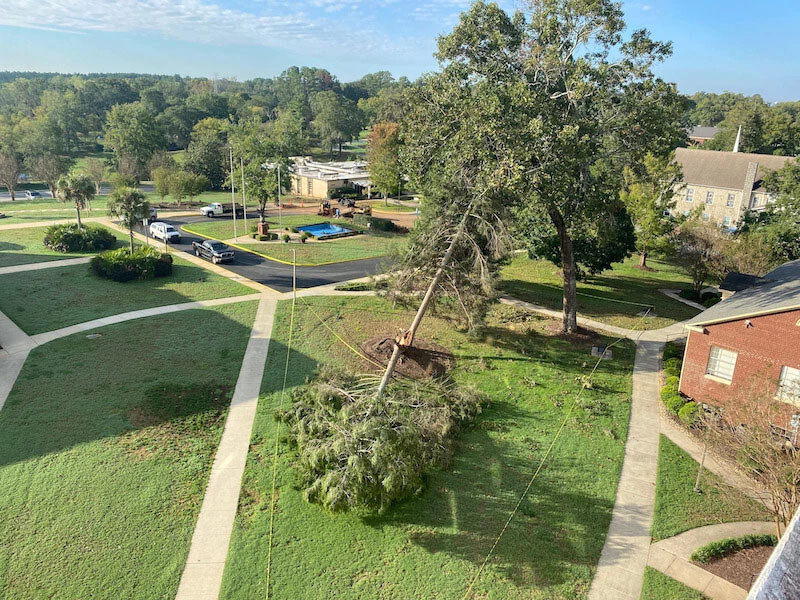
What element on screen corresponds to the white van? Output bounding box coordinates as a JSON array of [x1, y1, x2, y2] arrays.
[[149, 222, 181, 244]]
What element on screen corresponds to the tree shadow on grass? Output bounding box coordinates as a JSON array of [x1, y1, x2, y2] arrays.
[[360, 398, 616, 592]]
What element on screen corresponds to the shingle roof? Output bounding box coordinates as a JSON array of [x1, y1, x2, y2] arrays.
[[719, 272, 764, 293], [688, 126, 719, 140], [686, 260, 800, 326], [675, 148, 793, 192]]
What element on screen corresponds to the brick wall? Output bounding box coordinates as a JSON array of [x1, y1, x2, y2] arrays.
[[679, 309, 800, 426]]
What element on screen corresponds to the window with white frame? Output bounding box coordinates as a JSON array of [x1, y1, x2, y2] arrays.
[[723, 215, 732, 226], [686, 188, 694, 202], [706, 346, 737, 382], [778, 366, 800, 404], [706, 191, 714, 204], [701, 212, 710, 221], [726, 193, 735, 207]]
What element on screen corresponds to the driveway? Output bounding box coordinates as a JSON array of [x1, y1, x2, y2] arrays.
[[137, 214, 389, 293]]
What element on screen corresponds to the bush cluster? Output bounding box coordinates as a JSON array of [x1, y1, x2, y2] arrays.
[[282, 233, 290, 243], [328, 186, 360, 200], [43, 224, 116, 253], [663, 341, 684, 361], [90, 246, 173, 282], [300, 231, 312, 244], [691, 534, 777, 564], [353, 214, 395, 231], [278, 369, 484, 513], [664, 358, 682, 378], [678, 401, 699, 425], [251, 232, 278, 241]]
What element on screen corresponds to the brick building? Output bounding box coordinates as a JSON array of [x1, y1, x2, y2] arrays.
[[679, 260, 800, 431], [672, 148, 793, 228]]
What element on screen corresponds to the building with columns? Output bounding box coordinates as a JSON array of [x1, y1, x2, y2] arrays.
[[672, 148, 793, 228]]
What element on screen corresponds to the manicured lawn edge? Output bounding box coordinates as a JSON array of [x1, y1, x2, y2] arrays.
[[640, 567, 707, 599]]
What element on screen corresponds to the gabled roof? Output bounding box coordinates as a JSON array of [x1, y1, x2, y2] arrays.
[[688, 126, 719, 140], [675, 148, 793, 192], [719, 272, 764, 293], [687, 260, 800, 327]]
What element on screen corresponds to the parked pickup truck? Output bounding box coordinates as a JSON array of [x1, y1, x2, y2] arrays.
[[200, 202, 244, 218], [192, 239, 235, 264]]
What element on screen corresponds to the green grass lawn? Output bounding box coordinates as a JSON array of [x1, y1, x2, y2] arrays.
[[0, 224, 129, 268], [220, 297, 636, 599], [500, 256, 701, 330], [366, 200, 419, 213], [651, 436, 771, 541], [0, 256, 254, 335], [0, 302, 258, 599], [238, 232, 405, 265], [640, 567, 707, 600]]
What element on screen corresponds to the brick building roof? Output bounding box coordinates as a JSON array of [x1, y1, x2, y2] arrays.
[[687, 259, 800, 326], [675, 148, 793, 192]]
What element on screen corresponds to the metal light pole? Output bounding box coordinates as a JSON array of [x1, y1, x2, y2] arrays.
[[278, 163, 282, 232], [240, 157, 247, 237], [229, 146, 237, 241]]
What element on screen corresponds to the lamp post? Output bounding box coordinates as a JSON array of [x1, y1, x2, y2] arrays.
[[240, 157, 247, 238], [229, 146, 237, 241]]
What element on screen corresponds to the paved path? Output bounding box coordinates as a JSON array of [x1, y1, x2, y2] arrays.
[[176, 294, 277, 600], [0, 257, 91, 276], [30, 295, 262, 347], [587, 339, 664, 600], [648, 521, 774, 600]]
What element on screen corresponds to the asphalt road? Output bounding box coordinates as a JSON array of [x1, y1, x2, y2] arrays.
[[138, 214, 389, 293]]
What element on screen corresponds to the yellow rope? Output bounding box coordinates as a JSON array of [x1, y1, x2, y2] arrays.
[[298, 296, 387, 370], [460, 309, 653, 600], [264, 270, 297, 600]]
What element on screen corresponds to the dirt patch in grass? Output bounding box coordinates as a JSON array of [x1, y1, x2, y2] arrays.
[[360, 335, 454, 378], [699, 545, 773, 590], [544, 322, 602, 345]]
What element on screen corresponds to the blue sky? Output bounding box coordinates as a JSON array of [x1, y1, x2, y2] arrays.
[[1, 0, 798, 101]]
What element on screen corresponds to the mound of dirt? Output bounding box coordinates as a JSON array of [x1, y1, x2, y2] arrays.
[[360, 335, 454, 379], [545, 322, 602, 345]]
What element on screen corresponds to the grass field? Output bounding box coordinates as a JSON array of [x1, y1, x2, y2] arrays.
[[640, 567, 707, 599], [0, 256, 254, 335], [366, 200, 419, 213], [220, 297, 636, 599], [0, 224, 129, 268], [237, 232, 405, 265], [500, 256, 700, 330], [0, 302, 258, 599], [651, 436, 771, 541]]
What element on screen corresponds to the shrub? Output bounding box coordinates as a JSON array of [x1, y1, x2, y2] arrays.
[[300, 231, 312, 244], [90, 246, 173, 282], [678, 401, 700, 426], [249, 223, 258, 234], [691, 534, 777, 564], [663, 393, 687, 415], [702, 296, 722, 308], [664, 358, 683, 378], [281, 233, 290, 243], [278, 369, 483, 513], [663, 341, 684, 361], [353, 214, 395, 231], [679, 289, 702, 302], [290, 227, 299, 233], [43, 224, 117, 253], [256, 233, 277, 241]]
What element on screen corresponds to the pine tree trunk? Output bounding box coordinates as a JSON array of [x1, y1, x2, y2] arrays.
[[549, 207, 578, 334], [376, 207, 472, 396]]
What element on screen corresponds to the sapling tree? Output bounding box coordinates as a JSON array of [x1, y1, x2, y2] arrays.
[[108, 187, 149, 252]]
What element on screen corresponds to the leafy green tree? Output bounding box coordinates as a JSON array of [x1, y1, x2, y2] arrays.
[[311, 90, 363, 156], [84, 158, 106, 195], [673, 219, 725, 292], [168, 170, 192, 205], [30, 152, 74, 197], [0, 119, 24, 201], [56, 173, 95, 229], [103, 102, 165, 179], [366, 122, 401, 200], [428, 0, 686, 332], [185, 126, 226, 190], [152, 166, 174, 202], [108, 187, 149, 251], [621, 153, 684, 268]]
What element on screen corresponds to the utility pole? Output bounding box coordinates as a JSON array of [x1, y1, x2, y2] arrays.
[[240, 157, 247, 237], [278, 163, 282, 232], [230, 146, 237, 241]]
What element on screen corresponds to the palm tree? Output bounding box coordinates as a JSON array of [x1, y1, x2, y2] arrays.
[[108, 187, 148, 252], [56, 174, 96, 230]]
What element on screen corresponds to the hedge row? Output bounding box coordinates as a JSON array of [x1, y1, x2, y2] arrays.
[[90, 246, 173, 282], [660, 342, 699, 425], [43, 224, 117, 253], [691, 534, 777, 564]]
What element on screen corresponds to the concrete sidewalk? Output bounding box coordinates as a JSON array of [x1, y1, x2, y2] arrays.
[[176, 294, 277, 600], [648, 521, 774, 600], [587, 340, 664, 600], [0, 257, 91, 276]]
